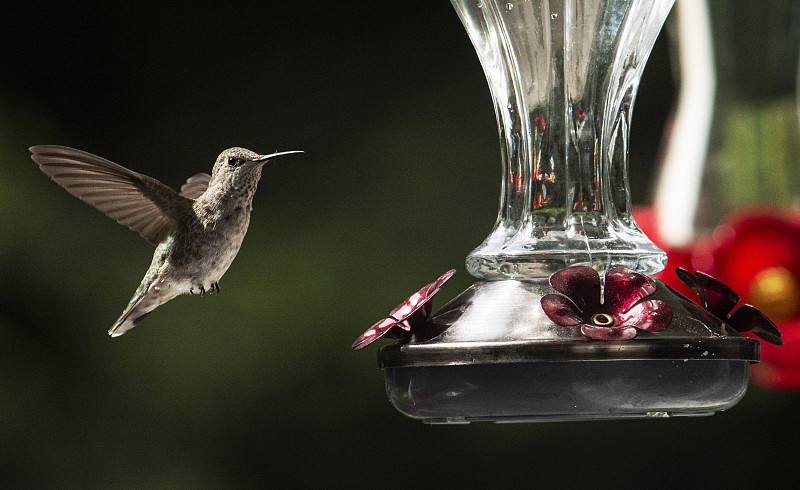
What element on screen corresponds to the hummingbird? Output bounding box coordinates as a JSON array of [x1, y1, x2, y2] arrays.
[[30, 145, 302, 337]]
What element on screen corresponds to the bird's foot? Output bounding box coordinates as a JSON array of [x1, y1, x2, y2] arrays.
[[190, 283, 219, 295]]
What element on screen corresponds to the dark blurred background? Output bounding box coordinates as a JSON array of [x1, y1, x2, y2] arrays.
[[1, 1, 796, 488]]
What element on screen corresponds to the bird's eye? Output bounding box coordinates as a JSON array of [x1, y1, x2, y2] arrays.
[[227, 157, 240, 167]]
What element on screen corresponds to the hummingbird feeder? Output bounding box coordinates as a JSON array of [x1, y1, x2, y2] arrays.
[[355, 0, 782, 423]]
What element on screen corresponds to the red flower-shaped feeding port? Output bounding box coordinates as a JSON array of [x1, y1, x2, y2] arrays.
[[352, 269, 455, 350], [541, 266, 673, 341], [675, 267, 782, 345]]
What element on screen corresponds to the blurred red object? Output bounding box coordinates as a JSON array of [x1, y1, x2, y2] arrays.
[[635, 206, 800, 390]]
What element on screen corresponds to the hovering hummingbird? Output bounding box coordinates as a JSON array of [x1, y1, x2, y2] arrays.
[[30, 145, 302, 337]]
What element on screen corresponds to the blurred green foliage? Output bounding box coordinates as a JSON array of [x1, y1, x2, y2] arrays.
[[1, 2, 796, 488]]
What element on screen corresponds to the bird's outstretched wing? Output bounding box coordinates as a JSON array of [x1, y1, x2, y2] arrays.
[[179, 173, 211, 199], [30, 145, 192, 245]]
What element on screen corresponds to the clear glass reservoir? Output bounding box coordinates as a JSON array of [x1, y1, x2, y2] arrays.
[[454, 0, 670, 279]]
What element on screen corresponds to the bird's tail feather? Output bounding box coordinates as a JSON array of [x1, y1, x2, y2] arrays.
[[109, 296, 155, 337]]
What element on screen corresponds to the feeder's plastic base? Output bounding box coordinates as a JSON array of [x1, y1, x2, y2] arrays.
[[385, 359, 750, 424], [378, 279, 759, 424]]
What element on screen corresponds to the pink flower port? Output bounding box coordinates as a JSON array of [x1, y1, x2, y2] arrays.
[[541, 266, 673, 341], [352, 269, 455, 350], [675, 267, 782, 345]]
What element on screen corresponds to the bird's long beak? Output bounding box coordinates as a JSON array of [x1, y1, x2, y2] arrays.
[[252, 150, 304, 162]]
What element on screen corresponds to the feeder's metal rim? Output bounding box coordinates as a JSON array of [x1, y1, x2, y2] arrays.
[[378, 337, 760, 368]]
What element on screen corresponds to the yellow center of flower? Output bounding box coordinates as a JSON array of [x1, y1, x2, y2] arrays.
[[748, 267, 799, 321], [591, 313, 615, 327]]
